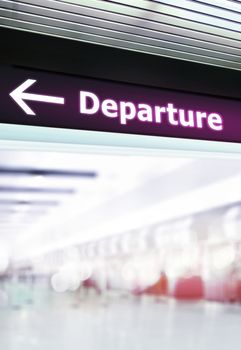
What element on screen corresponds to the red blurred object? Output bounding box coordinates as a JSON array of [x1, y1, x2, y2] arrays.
[[236, 280, 241, 302], [205, 276, 240, 303], [224, 278, 238, 302], [205, 280, 225, 302], [144, 272, 168, 296], [82, 278, 101, 293], [173, 275, 204, 300]]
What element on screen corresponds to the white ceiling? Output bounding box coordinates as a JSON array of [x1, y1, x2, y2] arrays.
[[0, 0, 240, 70], [1, 145, 241, 268], [0, 148, 189, 257]]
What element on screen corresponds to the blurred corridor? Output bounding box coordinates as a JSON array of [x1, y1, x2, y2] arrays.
[[1, 146, 241, 349]]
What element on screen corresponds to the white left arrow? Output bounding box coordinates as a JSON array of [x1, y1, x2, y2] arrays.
[[10, 79, 65, 115]]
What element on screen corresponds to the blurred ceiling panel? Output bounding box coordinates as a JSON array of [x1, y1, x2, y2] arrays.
[[0, 0, 240, 70]]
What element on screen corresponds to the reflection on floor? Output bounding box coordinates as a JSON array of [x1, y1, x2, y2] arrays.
[[1, 293, 241, 350]]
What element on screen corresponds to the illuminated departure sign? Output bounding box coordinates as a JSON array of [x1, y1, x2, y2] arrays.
[[79, 91, 223, 131], [0, 66, 240, 143]]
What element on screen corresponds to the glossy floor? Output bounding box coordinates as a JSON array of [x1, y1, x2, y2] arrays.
[[1, 295, 240, 350]]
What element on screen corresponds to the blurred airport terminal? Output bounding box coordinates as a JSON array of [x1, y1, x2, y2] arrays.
[[0, 149, 241, 349]]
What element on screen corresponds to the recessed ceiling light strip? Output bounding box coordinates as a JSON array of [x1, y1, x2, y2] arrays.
[[0, 186, 74, 194]]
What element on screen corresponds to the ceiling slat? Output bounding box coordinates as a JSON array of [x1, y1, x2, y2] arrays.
[[1, 8, 240, 63], [1, 18, 240, 70], [0, 0, 240, 70], [191, 0, 241, 12], [12, 0, 241, 38], [103, 0, 241, 25], [1, 0, 240, 49]]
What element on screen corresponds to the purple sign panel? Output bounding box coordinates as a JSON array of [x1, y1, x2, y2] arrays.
[[0, 66, 240, 143]]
